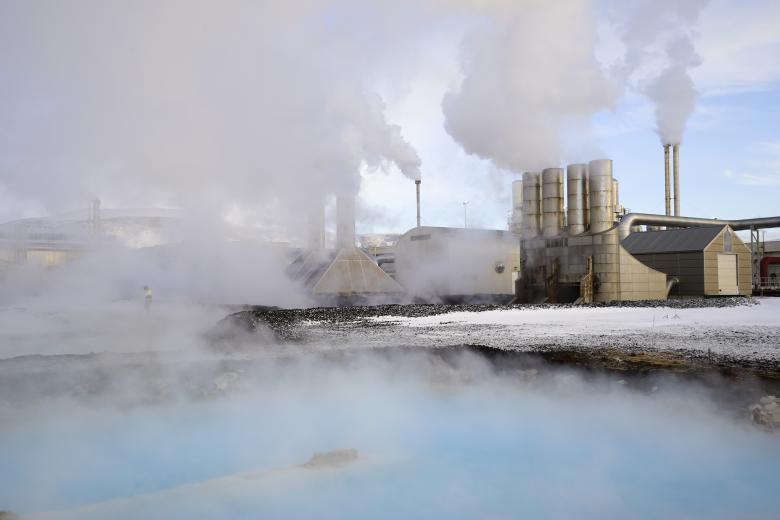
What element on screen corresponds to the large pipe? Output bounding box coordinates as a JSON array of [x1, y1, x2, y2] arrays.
[[673, 143, 680, 216], [588, 159, 614, 233], [618, 213, 780, 240], [415, 179, 421, 228], [664, 144, 671, 216], [521, 171, 541, 238], [566, 163, 588, 235], [542, 168, 564, 237], [336, 195, 356, 249]]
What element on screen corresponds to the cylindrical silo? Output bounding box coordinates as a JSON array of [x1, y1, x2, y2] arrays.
[[588, 159, 614, 233], [521, 171, 541, 239], [542, 168, 564, 238], [510, 179, 523, 234], [566, 163, 588, 235]]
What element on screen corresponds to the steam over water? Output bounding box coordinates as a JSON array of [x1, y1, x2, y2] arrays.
[[1, 327, 779, 519]]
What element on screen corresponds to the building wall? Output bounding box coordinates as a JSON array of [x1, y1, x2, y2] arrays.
[[703, 227, 751, 296], [395, 227, 519, 300], [521, 230, 667, 302], [618, 246, 668, 300], [630, 251, 704, 296], [26, 249, 84, 268]]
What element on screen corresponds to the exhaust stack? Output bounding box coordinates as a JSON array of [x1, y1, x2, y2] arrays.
[[673, 143, 680, 216], [664, 144, 671, 216], [415, 179, 421, 228], [336, 195, 356, 249], [307, 198, 325, 250]]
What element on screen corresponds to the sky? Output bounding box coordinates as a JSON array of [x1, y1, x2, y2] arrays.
[[1, 0, 779, 239]]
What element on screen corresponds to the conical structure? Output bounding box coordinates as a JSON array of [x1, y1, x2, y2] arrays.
[[312, 248, 403, 295]]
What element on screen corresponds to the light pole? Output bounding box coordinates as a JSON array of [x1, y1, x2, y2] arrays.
[[463, 200, 469, 228]]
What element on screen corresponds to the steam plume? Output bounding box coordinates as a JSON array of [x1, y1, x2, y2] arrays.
[[442, 1, 618, 172], [607, 0, 710, 144]]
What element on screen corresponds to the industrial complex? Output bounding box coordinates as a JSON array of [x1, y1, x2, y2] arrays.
[[1, 149, 779, 304]]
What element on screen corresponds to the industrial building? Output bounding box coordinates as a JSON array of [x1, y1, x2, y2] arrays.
[[394, 227, 518, 303], [622, 226, 751, 297], [507, 153, 780, 303], [0, 202, 181, 270], [3, 145, 779, 305]]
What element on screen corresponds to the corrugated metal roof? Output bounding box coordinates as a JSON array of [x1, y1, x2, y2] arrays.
[[621, 226, 725, 254]]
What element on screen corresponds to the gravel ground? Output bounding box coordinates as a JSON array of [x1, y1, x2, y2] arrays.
[[214, 296, 780, 371]]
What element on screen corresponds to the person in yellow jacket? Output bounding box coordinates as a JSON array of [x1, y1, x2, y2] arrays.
[[143, 285, 153, 312]]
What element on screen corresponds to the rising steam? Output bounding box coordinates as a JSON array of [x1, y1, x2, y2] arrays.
[[607, 0, 710, 144], [442, 1, 618, 172], [0, 0, 424, 225]]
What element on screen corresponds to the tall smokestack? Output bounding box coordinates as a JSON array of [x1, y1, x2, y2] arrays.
[[673, 143, 680, 216], [664, 144, 671, 216], [336, 195, 355, 249], [307, 198, 325, 250], [415, 180, 421, 228], [90, 198, 101, 234]]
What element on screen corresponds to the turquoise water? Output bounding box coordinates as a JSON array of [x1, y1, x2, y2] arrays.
[[2, 360, 779, 519]]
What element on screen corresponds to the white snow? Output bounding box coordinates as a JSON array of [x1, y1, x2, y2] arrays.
[[369, 299, 779, 337]]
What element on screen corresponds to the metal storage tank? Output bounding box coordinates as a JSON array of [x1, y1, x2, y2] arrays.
[[566, 164, 588, 235], [522, 171, 541, 238], [542, 168, 564, 238], [588, 159, 614, 233], [510, 179, 523, 234]]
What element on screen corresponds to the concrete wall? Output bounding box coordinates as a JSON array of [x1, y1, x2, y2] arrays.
[[703, 227, 752, 296], [631, 251, 704, 296], [395, 227, 519, 300]]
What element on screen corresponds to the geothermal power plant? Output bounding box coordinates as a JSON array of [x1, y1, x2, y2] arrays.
[[1, 147, 780, 304]]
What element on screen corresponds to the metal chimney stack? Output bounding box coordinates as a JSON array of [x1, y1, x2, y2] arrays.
[[90, 198, 101, 235], [673, 143, 680, 216], [336, 195, 356, 249], [307, 198, 325, 250], [415, 179, 421, 228], [664, 144, 671, 216]]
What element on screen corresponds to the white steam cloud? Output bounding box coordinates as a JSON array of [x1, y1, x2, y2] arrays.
[[607, 0, 710, 144], [442, 1, 618, 172], [0, 0, 423, 223]]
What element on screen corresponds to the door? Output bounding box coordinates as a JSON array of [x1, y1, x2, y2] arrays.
[[717, 254, 739, 295]]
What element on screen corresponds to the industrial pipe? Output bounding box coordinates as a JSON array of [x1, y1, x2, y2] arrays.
[[673, 144, 680, 216], [666, 276, 679, 298], [618, 213, 780, 240]]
